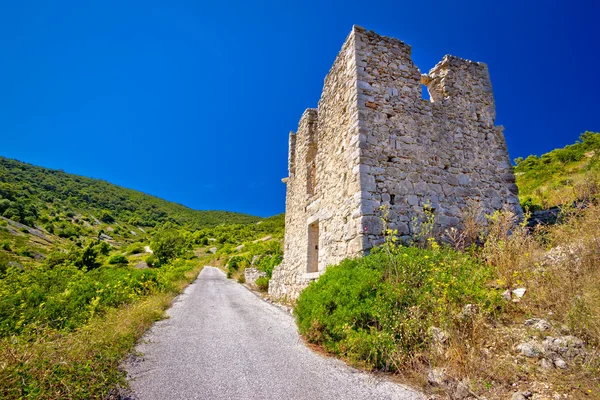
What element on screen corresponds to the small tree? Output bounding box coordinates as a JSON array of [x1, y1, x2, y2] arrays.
[[100, 210, 115, 224], [151, 230, 186, 266], [73, 242, 102, 271]]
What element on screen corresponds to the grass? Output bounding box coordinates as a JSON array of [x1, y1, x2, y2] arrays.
[[0, 261, 204, 399]]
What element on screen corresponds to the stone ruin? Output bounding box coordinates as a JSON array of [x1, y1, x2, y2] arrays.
[[269, 26, 522, 299]]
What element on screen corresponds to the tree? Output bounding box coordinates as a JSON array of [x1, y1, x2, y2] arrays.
[[73, 242, 102, 270], [151, 230, 186, 266], [100, 210, 115, 224]]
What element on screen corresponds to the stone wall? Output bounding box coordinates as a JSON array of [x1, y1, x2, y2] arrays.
[[269, 26, 521, 300]]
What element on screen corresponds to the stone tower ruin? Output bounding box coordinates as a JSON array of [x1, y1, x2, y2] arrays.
[[269, 26, 521, 299]]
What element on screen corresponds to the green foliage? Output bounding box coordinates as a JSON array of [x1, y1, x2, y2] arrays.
[[150, 230, 186, 266], [295, 247, 501, 370], [515, 131, 600, 209], [145, 254, 156, 267], [0, 156, 261, 230], [126, 242, 144, 255], [0, 259, 199, 337], [193, 213, 284, 247], [107, 254, 128, 265], [97, 241, 112, 256], [255, 276, 269, 291], [227, 255, 248, 272], [74, 242, 102, 270], [100, 210, 115, 224]]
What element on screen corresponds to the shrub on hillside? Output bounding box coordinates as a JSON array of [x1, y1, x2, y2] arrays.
[[295, 247, 501, 370], [151, 230, 186, 266], [126, 242, 144, 255], [227, 255, 248, 272], [145, 254, 156, 267], [108, 254, 128, 265]]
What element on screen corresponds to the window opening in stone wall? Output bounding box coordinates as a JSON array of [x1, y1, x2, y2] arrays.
[[307, 222, 319, 273], [390, 194, 396, 205], [307, 162, 316, 196], [421, 84, 431, 101]]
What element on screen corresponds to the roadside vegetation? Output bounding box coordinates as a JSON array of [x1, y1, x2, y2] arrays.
[[0, 158, 284, 399], [296, 133, 600, 399], [192, 214, 284, 291]]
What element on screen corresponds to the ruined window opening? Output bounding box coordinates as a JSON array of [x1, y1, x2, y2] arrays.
[[421, 84, 431, 101], [387, 156, 394, 162], [390, 194, 396, 205], [443, 164, 449, 170], [307, 162, 316, 196], [307, 222, 319, 273]]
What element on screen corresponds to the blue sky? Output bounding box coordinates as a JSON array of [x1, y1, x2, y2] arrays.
[[1, 1, 598, 217]]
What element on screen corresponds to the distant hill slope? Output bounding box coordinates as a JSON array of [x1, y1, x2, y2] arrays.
[[0, 156, 261, 229], [515, 131, 600, 210]]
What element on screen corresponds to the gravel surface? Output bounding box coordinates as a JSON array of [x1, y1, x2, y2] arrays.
[[126, 266, 423, 400]]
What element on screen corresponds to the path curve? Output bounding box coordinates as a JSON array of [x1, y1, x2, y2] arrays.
[[126, 267, 423, 400]]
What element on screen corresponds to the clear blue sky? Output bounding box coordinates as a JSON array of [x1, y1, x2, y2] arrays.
[[1, 1, 598, 217]]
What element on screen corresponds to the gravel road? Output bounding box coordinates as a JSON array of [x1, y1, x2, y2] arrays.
[[126, 266, 423, 400]]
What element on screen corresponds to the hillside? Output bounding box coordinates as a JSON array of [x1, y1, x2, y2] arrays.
[[0, 157, 284, 399], [0, 156, 260, 230], [514, 131, 600, 210]]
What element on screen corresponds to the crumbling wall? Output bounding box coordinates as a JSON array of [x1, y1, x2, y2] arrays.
[[353, 27, 521, 249]]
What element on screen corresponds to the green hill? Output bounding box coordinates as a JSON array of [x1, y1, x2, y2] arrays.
[[514, 131, 600, 210], [0, 156, 260, 230]]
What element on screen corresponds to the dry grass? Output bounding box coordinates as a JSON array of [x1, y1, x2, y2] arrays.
[[430, 202, 600, 398], [0, 265, 203, 399]]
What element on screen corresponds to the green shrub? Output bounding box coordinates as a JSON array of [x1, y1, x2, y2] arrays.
[[237, 274, 246, 284], [0, 258, 199, 336], [145, 254, 156, 267], [107, 254, 128, 265], [97, 241, 111, 256], [126, 242, 144, 255], [100, 211, 115, 224], [1, 240, 11, 251], [255, 276, 269, 291], [295, 246, 501, 370], [227, 255, 248, 272], [151, 230, 186, 266], [18, 248, 33, 258]]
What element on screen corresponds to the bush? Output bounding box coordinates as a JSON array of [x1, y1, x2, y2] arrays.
[[227, 255, 248, 272], [126, 242, 144, 255], [237, 274, 246, 284], [108, 254, 128, 265], [100, 211, 115, 224], [145, 254, 156, 267], [151, 230, 186, 266], [295, 247, 501, 370], [255, 276, 269, 291]]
